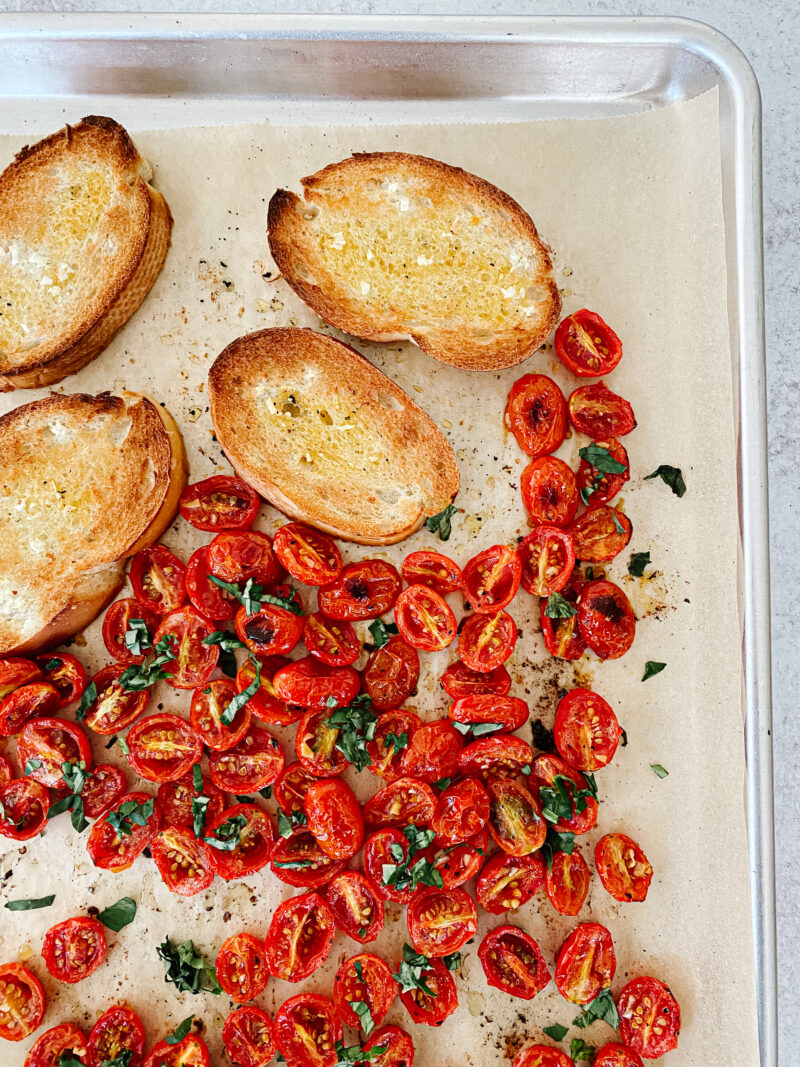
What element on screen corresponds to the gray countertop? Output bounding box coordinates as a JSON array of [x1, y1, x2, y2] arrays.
[[1, 0, 796, 1060]]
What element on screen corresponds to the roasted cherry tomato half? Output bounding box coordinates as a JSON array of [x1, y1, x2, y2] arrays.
[[440, 660, 511, 699], [567, 504, 631, 563], [102, 598, 160, 665], [449, 694, 528, 735], [555, 309, 623, 377], [398, 958, 457, 1027], [83, 665, 149, 735], [143, 1034, 209, 1067], [505, 373, 568, 457], [205, 803, 274, 880], [407, 886, 477, 958], [216, 932, 269, 1002], [190, 678, 250, 752], [0, 657, 41, 699], [478, 925, 550, 1000], [540, 569, 586, 661], [545, 847, 591, 916], [304, 778, 364, 860], [334, 953, 398, 1032], [273, 523, 343, 586], [303, 612, 360, 666], [617, 977, 680, 1059], [325, 871, 385, 944], [318, 559, 402, 621], [222, 1005, 275, 1067], [364, 777, 436, 829], [366, 709, 421, 781], [486, 778, 546, 856], [270, 827, 345, 890], [295, 709, 349, 778], [458, 734, 534, 781], [458, 610, 517, 673], [518, 526, 575, 598], [554, 687, 622, 771], [274, 761, 317, 812], [154, 606, 219, 690], [593, 1044, 644, 1067], [532, 753, 598, 835], [555, 921, 616, 1004], [568, 381, 636, 438], [595, 833, 653, 903], [151, 826, 214, 896], [401, 550, 463, 594], [514, 1046, 572, 1067], [362, 636, 420, 710], [235, 603, 304, 657], [236, 655, 301, 727], [17, 717, 92, 789], [521, 457, 579, 528], [42, 916, 107, 985], [186, 546, 237, 621], [208, 726, 284, 792], [129, 545, 186, 615], [462, 545, 522, 614], [362, 1025, 415, 1067], [428, 827, 487, 890], [126, 713, 202, 783], [26, 1022, 89, 1067], [394, 585, 457, 652], [399, 720, 463, 784], [273, 993, 341, 1067], [577, 579, 636, 660], [35, 652, 87, 708], [265, 892, 335, 982], [364, 828, 414, 905], [86, 791, 160, 872], [207, 530, 283, 587], [180, 475, 260, 531], [274, 656, 360, 711], [476, 852, 545, 915], [576, 438, 630, 506], [432, 777, 490, 845], [155, 770, 225, 830], [0, 680, 60, 736], [0, 777, 49, 840], [0, 963, 45, 1041]]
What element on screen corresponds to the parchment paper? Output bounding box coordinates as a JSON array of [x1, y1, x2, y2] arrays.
[[0, 90, 759, 1065]]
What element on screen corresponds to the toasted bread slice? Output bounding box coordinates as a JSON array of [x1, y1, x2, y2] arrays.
[[0, 391, 187, 654], [267, 152, 560, 371], [0, 115, 172, 390], [208, 328, 459, 545]]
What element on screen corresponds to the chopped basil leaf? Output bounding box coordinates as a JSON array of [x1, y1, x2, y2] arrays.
[[165, 1015, 194, 1045], [277, 808, 308, 838], [578, 443, 627, 475], [44, 658, 61, 671], [119, 636, 175, 691], [434, 777, 452, 791], [157, 937, 221, 995], [97, 896, 137, 932], [221, 654, 261, 725], [541, 827, 576, 872], [58, 1055, 86, 1067], [425, 503, 458, 541], [208, 575, 265, 616], [572, 988, 619, 1030], [204, 813, 248, 852], [570, 1037, 595, 1062], [46, 761, 90, 832], [453, 720, 503, 737], [349, 997, 375, 1037], [124, 617, 153, 658], [334, 1040, 385, 1065], [545, 592, 577, 619], [651, 763, 669, 779], [192, 764, 203, 792], [443, 951, 462, 971], [383, 731, 409, 756], [381, 826, 440, 893], [628, 550, 651, 577], [368, 619, 398, 649], [542, 1023, 569, 1042], [521, 763, 532, 776], [105, 734, 130, 755], [23, 758, 41, 774], [273, 860, 313, 870], [75, 680, 97, 721], [107, 797, 155, 837], [262, 590, 304, 616], [5, 894, 55, 911], [326, 694, 378, 772], [644, 464, 686, 497], [393, 943, 436, 997], [642, 661, 666, 681], [539, 775, 574, 823], [259, 786, 272, 800], [102, 1050, 133, 1067], [192, 796, 209, 838], [611, 510, 626, 535]]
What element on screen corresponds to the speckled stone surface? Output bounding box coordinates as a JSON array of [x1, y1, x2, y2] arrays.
[[1, 0, 796, 1058]]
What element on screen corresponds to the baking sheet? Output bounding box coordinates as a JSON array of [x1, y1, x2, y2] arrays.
[[0, 90, 758, 1065]]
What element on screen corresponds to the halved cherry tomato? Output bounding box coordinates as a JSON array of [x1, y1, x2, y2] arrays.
[[0, 754, 12, 789], [318, 560, 402, 621], [366, 709, 421, 781], [154, 607, 219, 690], [0, 777, 49, 840], [207, 530, 283, 587], [364, 777, 436, 829], [222, 1005, 275, 1067], [555, 922, 616, 1004], [362, 1025, 415, 1067], [362, 636, 420, 710], [593, 1044, 644, 1067], [554, 687, 621, 771], [270, 827, 345, 890], [555, 309, 622, 377], [26, 1022, 88, 1067], [273, 994, 341, 1067], [487, 778, 546, 856], [567, 505, 631, 563], [568, 381, 636, 438], [0, 657, 41, 700], [462, 545, 522, 614], [364, 829, 414, 905], [334, 953, 397, 1032], [304, 778, 364, 860], [265, 892, 335, 982], [205, 803, 274, 879], [432, 778, 490, 845], [151, 826, 214, 896], [540, 568, 586, 661], [505, 373, 567, 457], [398, 958, 457, 1027], [325, 871, 385, 944], [401, 551, 463, 594], [458, 610, 517, 673], [88, 1006, 145, 1067], [518, 527, 575, 598], [102, 598, 160, 665], [576, 438, 630, 506], [87, 791, 160, 872], [273, 523, 343, 586], [42, 916, 106, 984], [407, 886, 477, 957], [478, 925, 550, 999], [428, 827, 487, 889], [126, 713, 202, 783], [295, 709, 349, 778], [186, 546, 237, 621], [216, 933, 269, 1002], [595, 833, 653, 903], [156, 770, 225, 830], [476, 852, 544, 915], [545, 847, 591, 916], [577, 579, 636, 660], [303, 612, 360, 666], [17, 718, 92, 788], [458, 734, 533, 781], [83, 666, 149, 735], [440, 661, 511, 699], [521, 457, 579, 527], [129, 545, 186, 615], [190, 679, 250, 751], [274, 762, 317, 812], [533, 753, 598, 835], [235, 603, 304, 658], [399, 720, 462, 783], [0, 963, 45, 1041], [514, 1046, 572, 1067], [0, 681, 60, 736], [449, 695, 528, 735], [236, 655, 301, 727], [36, 653, 87, 708], [394, 585, 456, 652], [143, 1034, 209, 1067], [180, 475, 260, 531], [617, 977, 680, 1059], [274, 657, 360, 710]]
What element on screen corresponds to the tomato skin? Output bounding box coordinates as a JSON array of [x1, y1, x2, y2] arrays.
[[399, 720, 463, 784], [216, 933, 269, 1002], [545, 848, 591, 916], [180, 475, 260, 531], [363, 828, 413, 905], [0, 753, 12, 788], [555, 921, 616, 1004], [593, 1044, 644, 1067], [0, 657, 41, 700], [505, 373, 568, 457], [567, 504, 631, 563], [532, 753, 598, 835], [428, 827, 487, 889], [486, 778, 546, 856], [554, 687, 621, 771], [36, 653, 87, 708], [155, 770, 225, 830], [154, 606, 219, 690], [514, 1045, 573, 1067], [364, 777, 436, 829], [205, 803, 274, 879], [208, 726, 285, 793], [462, 545, 522, 614], [555, 309, 623, 377], [305, 778, 364, 859], [577, 579, 636, 660], [568, 381, 636, 438], [235, 655, 300, 727], [17, 718, 93, 788], [235, 603, 304, 657], [478, 925, 550, 1000], [362, 636, 420, 710], [401, 550, 463, 595], [334, 953, 398, 1032], [102, 598, 160, 665], [540, 567, 586, 660], [270, 826, 346, 889], [295, 709, 349, 778], [521, 456, 579, 527], [143, 1034, 209, 1067], [440, 661, 511, 699], [84, 666, 150, 735], [87, 791, 161, 872], [0, 963, 45, 1040], [576, 438, 630, 505], [407, 886, 477, 957], [458, 734, 534, 781], [617, 977, 680, 1059], [129, 545, 186, 615], [186, 546, 237, 621], [362, 1025, 415, 1067], [207, 530, 283, 587], [518, 526, 575, 598], [25, 1022, 88, 1067], [190, 679, 250, 751], [42, 916, 107, 985], [126, 713, 202, 783], [222, 1005, 275, 1067], [432, 778, 490, 845], [366, 709, 422, 781], [398, 957, 457, 1026], [273, 993, 342, 1067], [274, 656, 360, 710], [303, 612, 360, 667], [77, 764, 126, 820], [0, 681, 60, 736], [449, 694, 529, 735], [394, 585, 457, 652], [273, 523, 343, 586], [265, 892, 335, 982], [151, 826, 214, 896], [458, 610, 517, 673], [319, 559, 402, 621], [325, 871, 385, 943], [0, 777, 49, 840], [595, 833, 653, 903], [274, 762, 317, 813], [476, 852, 545, 915]]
